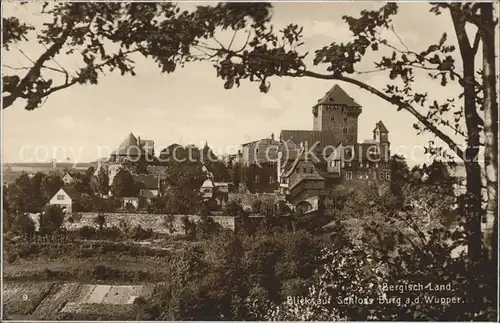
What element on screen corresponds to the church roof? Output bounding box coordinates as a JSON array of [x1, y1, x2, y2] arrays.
[[316, 84, 361, 108], [111, 133, 145, 156]]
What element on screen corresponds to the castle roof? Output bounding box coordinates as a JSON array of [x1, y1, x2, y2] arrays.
[[316, 84, 361, 108], [111, 133, 145, 156], [280, 130, 342, 149], [374, 120, 389, 133]]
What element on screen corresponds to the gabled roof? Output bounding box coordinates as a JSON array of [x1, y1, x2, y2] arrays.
[[62, 172, 75, 182], [111, 133, 145, 156], [60, 186, 81, 202], [280, 130, 342, 149], [201, 178, 215, 188], [316, 84, 361, 108], [288, 159, 326, 191], [374, 120, 389, 133]]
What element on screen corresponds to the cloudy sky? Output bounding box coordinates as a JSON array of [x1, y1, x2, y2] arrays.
[[2, 1, 492, 165]]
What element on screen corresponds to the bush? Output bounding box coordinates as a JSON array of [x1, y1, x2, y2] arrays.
[[72, 213, 82, 221], [6, 253, 18, 264], [276, 201, 292, 216], [94, 214, 106, 230], [16, 243, 40, 259], [101, 226, 123, 241], [125, 203, 136, 212], [162, 215, 176, 234], [196, 216, 220, 239], [8, 213, 36, 236], [39, 205, 65, 235], [223, 200, 246, 217], [79, 226, 97, 239], [251, 200, 262, 214], [181, 216, 197, 238], [128, 225, 154, 241]]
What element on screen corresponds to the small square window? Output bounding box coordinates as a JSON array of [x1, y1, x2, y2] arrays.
[[57, 195, 65, 200]]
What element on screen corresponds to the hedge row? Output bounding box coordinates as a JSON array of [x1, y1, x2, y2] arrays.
[[5, 240, 174, 262]]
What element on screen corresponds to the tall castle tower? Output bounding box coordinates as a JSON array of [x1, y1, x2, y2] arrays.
[[312, 85, 362, 144]]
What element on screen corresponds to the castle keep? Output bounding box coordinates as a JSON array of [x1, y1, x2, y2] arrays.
[[278, 85, 392, 213]]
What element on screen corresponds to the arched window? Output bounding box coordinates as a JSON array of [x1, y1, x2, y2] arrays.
[[342, 127, 348, 134]]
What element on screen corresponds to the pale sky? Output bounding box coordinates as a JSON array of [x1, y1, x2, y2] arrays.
[[2, 1, 495, 165]]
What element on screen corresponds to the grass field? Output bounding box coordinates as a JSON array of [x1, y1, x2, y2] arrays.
[[4, 253, 179, 283], [3, 281, 154, 320], [3, 236, 205, 319]]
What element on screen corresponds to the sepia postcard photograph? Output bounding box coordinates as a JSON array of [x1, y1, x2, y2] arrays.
[[1, 0, 499, 321]]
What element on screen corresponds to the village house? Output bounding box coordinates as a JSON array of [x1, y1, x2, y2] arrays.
[[200, 178, 231, 208], [200, 165, 231, 208], [278, 85, 392, 214], [49, 186, 82, 214], [61, 172, 76, 185]]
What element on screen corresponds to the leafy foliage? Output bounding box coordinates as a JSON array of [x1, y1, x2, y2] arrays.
[[110, 168, 138, 197], [2, 2, 272, 110], [4, 172, 63, 213], [39, 205, 65, 235], [96, 165, 110, 196]]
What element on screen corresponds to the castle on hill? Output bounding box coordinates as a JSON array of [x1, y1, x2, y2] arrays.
[[275, 85, 392, 213]]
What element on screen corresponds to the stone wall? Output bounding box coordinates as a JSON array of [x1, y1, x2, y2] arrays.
[[64, 213, 235, 235]]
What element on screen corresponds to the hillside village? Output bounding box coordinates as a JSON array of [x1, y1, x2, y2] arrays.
[[4, 85, 395, 218], [4, 85, 474, 222], [3, 85, 494, 322], [3, 0, 498, 321], [2, 85, 488, 321]]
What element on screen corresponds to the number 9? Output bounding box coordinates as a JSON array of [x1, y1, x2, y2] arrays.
[[22, 294, 28, 301]]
